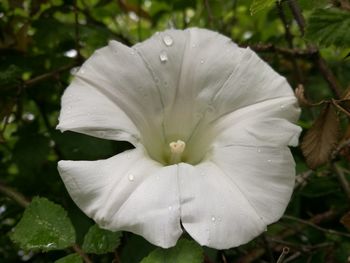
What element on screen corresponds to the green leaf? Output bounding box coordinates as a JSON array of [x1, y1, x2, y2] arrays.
[[55, 253, 83, 263], [140, 239, 203, 263], [82, 224, 122, 254], [305, 8, 350, 47], [250, 0, 276, 15], [10, 197, 75, 251]]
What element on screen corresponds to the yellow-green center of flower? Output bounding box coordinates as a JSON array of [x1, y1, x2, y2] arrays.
[[169, 140, 186, 164]]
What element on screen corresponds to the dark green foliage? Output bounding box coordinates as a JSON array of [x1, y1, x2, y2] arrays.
[[306, 8, 350, 47], [82, 224, 122, 254], [55, 253, 83, 263], [10, 197, 76, 252], [1, 0, 350, 262], [140, 239, 203, 263]]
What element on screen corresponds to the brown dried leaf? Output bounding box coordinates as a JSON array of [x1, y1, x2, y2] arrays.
[[301, 104, 340, 169], [340, 211, 350, 231]]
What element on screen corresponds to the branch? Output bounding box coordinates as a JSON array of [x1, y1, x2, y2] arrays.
[[23, 63, 78, 88], [276, 1, 303, 83], [283, 215, 350, 238], [246, 44, 317, 58], [333, 164, 350, 202], [314, 54, 342, 99], [0, 182, 30, 208], [236, 209, 338, 263], [287, 0, 305, 35], [72, 244, 93, 263]]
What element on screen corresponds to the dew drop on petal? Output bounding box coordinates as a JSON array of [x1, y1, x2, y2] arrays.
[[257, 148, 262, 153], [79, 68, 85, 74], [128, 174, 134, 181], [280, 105, 285, 109], [192, 43, 197, 48], [159, 51, 168, 63], [200, 59, 204, 64], [267, 159, 272, 163], [70, 67, 80, 75], [211, 216, 216, 222], [98, 131, 106, 138], [168, 206, 172, 211], [163, 35, 173, 46]]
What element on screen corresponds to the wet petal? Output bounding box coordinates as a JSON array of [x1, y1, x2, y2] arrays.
[[57, 78, 139, 144], [58, 148, 182, 248], [178, 162, 265, 249], [134, 28, 244, 141], [58, 41, 167, 160], [212, 96, 302, 149], [210, 145, 295, 224]]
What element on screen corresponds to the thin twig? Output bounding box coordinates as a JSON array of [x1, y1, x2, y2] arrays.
[[262, 233, 276, 263], [72, 244, 93, 263], [237, 209, 338, 263], [276, 247, 290, 263], [333, 164, 350, 202], [246, 44, 317, 58], [287, 0, 305, 35], [73, 0, 82, 61], [281, 0, 343, 98], [314, 54, 342, 99], [204, 0, 214, 28], [283, 215, 350, 238], [276, 1, 303, 83], [0, 182, 30, 208], [23, 63, 78, 88]]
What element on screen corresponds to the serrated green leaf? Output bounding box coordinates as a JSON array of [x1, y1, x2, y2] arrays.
[[10, 197, 75, 251], [250, 0, 276, 15], [306, 8, 350, 47], [55, 253, 83, 263], [82, 224, 122, 254], [140, 239, 203, 263]]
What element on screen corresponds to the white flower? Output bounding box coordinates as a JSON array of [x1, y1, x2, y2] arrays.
[[57, 28, 301, 249]]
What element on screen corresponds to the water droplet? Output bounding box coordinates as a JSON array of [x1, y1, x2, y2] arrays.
[[163, 35, 173, 46], [200, 59, 204, 64], [128, 174, 134, 181], [130, 50, 135, 55], [207, 105, 215, 113], [257, 148, 262, 153], [70, 67, 80, 75], [267, 159, 272, 163], [98, 131, 106, 137], [191, 43, 197, 48], [218, 217, 222, 222], [168, 206, 172, 210], [211, 216, 216, 222], [79, 68, 85, 74], [159, 51, 168, 63], [280, 105, 285, 109]]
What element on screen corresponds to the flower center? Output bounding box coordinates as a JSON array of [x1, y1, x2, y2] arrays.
[[169, 140, 186, 164]]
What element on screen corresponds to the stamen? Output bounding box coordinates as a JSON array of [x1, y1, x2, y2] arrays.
[[169, 140, 186, 164]]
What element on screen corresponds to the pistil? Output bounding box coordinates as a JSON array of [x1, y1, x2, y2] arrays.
[[169, 140, 186, 164]]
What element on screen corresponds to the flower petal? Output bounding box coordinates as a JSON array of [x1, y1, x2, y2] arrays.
[[134, 28, 244, 141], [58, 41, 167, 157], [210, 145, 295, 225], [58, 149, 182, 248], [212, 96, 302, 149], [57, 78, 139, 144], [178, 162, 265, 249]]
